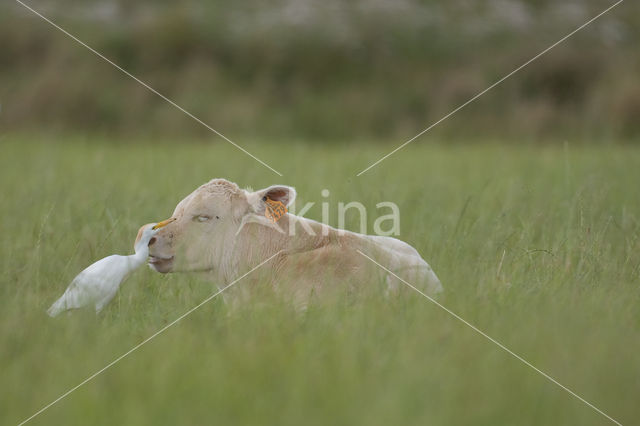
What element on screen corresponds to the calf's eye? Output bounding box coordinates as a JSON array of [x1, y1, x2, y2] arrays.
[[194, 215, 211, 222]]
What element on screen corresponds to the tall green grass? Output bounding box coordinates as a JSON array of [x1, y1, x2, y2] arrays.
[[1, 136, 638, 425]]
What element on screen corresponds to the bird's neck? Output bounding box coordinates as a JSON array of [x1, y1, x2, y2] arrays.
[[131, 244, 150, 266]]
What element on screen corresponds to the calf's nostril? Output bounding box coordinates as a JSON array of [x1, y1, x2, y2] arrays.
[[148, 237, 157, 246]]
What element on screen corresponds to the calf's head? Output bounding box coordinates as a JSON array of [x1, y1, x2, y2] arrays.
[[148, 178, 295, 273]]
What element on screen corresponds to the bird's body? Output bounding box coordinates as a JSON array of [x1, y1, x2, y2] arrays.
[[47, 253, 145, 316], [47, 219, 175, 317]]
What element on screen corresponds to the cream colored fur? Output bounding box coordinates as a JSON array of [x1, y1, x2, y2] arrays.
[[146, 178, 442, 308]]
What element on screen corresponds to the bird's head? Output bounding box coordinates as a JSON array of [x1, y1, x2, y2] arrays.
[[134, 218, 176, 253]]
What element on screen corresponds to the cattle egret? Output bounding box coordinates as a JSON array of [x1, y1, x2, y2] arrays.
[[47, 218, 176, 317]]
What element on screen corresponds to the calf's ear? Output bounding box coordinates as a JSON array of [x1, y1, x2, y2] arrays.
[[248, 185, 297, 212]]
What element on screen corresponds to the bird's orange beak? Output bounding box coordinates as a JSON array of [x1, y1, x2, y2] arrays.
[[152, 217, 176, 230]]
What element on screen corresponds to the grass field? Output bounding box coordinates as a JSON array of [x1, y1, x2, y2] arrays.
[[1, 136, 639, 425]]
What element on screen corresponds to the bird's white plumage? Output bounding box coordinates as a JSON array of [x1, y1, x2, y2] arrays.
[[47, 221, 172, 317]]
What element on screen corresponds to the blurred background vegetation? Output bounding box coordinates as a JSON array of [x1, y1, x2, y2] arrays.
[[1, 0, 638, 143]]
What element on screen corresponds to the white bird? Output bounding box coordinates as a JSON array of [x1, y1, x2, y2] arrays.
[[47, 218, 176, 317]]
